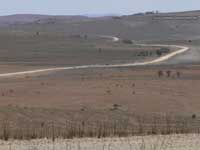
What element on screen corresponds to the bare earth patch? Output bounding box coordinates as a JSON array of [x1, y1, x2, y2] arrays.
[[0, 134, 199, 150]]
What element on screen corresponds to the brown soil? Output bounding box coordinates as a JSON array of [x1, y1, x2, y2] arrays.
[[0, 65, 199, 126]]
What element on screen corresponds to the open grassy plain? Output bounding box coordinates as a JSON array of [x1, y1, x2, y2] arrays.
[[0, 10, 199, 149]]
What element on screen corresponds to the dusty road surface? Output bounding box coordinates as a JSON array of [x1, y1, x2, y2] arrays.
[[0, 36, 189, 78], [0, 134, 199, 150]]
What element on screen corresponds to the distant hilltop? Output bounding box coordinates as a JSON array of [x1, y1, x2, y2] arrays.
[[0, 10, 200, 41]]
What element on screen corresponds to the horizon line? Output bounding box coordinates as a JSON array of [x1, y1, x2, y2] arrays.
[[0, 9, 200, 17]]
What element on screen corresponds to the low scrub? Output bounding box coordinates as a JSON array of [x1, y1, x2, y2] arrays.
[[0, 115, 199, 141]]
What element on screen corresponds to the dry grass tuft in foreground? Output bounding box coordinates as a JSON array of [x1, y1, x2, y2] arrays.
[[0, 114, 200, 141]]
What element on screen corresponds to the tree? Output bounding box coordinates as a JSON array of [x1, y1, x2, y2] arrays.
[[156, 50, 162, 57], [176, 71, 181, 78], [166, 70, 171, 77], [36, 32, 40, 36], [158, 70, 163, 78]]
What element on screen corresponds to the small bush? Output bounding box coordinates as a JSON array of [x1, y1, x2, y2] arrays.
[[192, 114, 196, 119], [113, 104, 120, 108], [122, 39, 133, 44]]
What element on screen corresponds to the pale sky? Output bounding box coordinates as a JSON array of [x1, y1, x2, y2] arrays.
[[0, 0, 200, 16]]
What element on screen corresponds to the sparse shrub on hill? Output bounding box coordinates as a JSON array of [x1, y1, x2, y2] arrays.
[[166, 70, 171, 78], [106, 89, 111, 95], [36, 32, 40, 36], [157, 70, 182, 79], [122, 39, 133, 44], [112, 16, 122, 20], [192, 114, 196, 119], [176, 71, 181, 78], [145, 11, 155, 15], [113, 104, 120, 108], [156, 50, 162, 56], [158, 70, 163, 78], [133, 13, 144, 16]]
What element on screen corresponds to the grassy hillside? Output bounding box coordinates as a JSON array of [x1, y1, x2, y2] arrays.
[[0, 10, 200, 41]]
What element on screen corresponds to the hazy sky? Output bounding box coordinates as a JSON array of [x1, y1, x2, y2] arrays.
[[1, 0, 200, 16]]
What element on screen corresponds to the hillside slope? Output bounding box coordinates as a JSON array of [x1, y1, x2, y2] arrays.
[[0, 11, 200, 41]]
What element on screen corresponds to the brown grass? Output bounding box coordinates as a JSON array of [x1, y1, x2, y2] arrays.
[[0, 114, 199, 141]]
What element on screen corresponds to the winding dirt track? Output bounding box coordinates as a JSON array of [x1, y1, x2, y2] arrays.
[[0, 36, 189, 78]]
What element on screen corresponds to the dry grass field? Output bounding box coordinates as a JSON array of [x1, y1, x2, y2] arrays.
[[0, 10, 199, 149], [0, 66, 199, 113], [0, 65, 199, 139]]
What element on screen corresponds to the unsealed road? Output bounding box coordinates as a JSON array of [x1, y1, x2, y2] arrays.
[[0, 36, 189, 78]]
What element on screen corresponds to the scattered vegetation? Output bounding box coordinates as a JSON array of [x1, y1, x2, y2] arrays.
[[157, 70, 182, 78], [112, 16, 122, 20], [106, 89, 111, 95], [0, 114, 199, 141], [192, 114, 196, 119], [36, 32, 40, 36], [158, 70, 163, 78], [122, 39, 133, 44]]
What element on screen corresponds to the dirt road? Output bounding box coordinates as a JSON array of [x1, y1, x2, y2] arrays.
[[0, 36, 189, 77]]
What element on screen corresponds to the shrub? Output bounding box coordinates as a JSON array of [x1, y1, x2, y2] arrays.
[[192, 114, 196, 119], [122, 39, 133, 44]]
